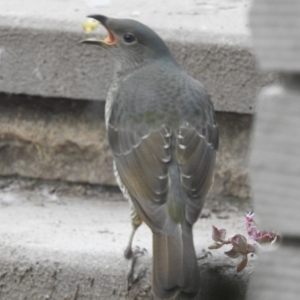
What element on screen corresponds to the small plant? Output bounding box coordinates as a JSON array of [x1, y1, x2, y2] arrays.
[[208, 212, 281, 272]]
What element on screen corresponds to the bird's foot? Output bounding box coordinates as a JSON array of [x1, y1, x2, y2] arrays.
[[124, 245, 133, 259], [124, 245, 147, 260], [126, 246, 148, 291], [197, 249, 212, 260]]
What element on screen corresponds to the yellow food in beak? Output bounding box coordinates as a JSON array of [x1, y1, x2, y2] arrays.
[[81, 16, 116, 46], [82, 18, 100, 34]]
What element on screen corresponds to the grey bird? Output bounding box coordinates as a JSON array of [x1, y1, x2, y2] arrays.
[[82, 15, 219, 300]]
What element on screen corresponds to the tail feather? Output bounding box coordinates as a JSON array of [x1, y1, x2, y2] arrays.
[[181, 221, 200, 296], [152, 223, 200, 300], [152, 230, 182, 299]]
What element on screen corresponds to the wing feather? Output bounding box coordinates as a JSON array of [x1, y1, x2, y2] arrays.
[[107, 69, 219, 230]]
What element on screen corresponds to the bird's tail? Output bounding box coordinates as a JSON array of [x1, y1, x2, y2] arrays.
[[152, 222, 200, 299], [180, 221, 200, 298]]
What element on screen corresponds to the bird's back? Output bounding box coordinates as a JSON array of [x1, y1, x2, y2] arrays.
[[107, 61, 218, 229]]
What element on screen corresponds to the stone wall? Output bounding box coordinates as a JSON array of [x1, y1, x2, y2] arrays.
[[0, 93, 252, 199]]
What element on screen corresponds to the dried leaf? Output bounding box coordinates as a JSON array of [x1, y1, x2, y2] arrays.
[[224, 248, 240, 259], [208, 243, 223, 250], [246, 244, 255, 254], [219, 229, 227, 240], [259, 232, 276, 244], [238, 235, 248, 251], [212, 226, 226, 242], [231, 234, 247, 252], [237, 255, 248, 272]]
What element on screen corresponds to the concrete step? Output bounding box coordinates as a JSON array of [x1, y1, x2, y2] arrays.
[[0, 93, 252, 198], [0, 178, 253, 299], [0, 0, 276, 198], [0, 0, 274, 114]]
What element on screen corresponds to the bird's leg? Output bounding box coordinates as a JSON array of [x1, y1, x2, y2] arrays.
[[124, 223, 139, 259], [126, 246, 148, 291], [125, 204, 148, 291], [124, 202, 143, 259]]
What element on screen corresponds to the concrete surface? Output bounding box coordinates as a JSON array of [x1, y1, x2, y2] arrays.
[[0, 93, 252, 199], [250, 0, 300, 71], [0, 0, 275, 113], [0, 177, 253, 300], [247, 243, 300, 300], [249, 83, 300, 234], [247, 2, 300, 299]]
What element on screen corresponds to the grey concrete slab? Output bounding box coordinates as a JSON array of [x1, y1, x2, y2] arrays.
[[247, 244, 300, 300], [0, 0, 250, 35], [250, 0, 300, 71], [250, 83, 300, 234], [0, 0, 275, 114], [0, 178, 253, 299]]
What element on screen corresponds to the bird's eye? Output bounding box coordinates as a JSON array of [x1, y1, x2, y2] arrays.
[[123, 33, 136, 44]]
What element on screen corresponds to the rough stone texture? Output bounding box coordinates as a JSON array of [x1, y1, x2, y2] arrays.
[[0, 245, 251, 300], [249, 83, 300, 234], [0, 93, 113, 185], [0, 179, 253, 300], [250, 0, 300, 71], [0, 93, 252, 199], [215, 112, 252, 199], [0, 0, 276, 114]]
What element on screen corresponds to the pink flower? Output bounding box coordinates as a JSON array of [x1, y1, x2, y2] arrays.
[[244, 212, 277, 243], [208, 212, 281, 272]]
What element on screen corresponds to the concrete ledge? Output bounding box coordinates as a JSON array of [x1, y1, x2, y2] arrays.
[[0, 93, 252, 198], [0, 0, 277, 199], [0, 0, 275, 114], [0, 178, 253, 300]]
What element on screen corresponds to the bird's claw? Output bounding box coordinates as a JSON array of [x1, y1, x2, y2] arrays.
[[124, 246, 133, 259], [124, 245, 147, 260], [126, 246, 148, 291], [197, 249, 212, 260]]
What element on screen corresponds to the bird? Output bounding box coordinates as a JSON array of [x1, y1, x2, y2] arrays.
[[81, 15, 219, 300]]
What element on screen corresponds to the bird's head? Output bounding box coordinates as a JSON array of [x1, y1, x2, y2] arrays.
[[81, 15, 175, 69]]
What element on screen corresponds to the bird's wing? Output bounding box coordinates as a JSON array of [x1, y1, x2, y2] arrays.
[[108, 70, 218, 230], [175, 88, 219, 224], [108, 114, 173, 231]]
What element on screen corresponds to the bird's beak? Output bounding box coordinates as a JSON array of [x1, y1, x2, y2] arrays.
[[80, 14, 116, 46]]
